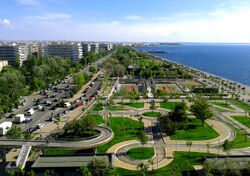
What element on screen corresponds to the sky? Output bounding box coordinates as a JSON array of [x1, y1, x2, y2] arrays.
[[0, 0, 250, 42]]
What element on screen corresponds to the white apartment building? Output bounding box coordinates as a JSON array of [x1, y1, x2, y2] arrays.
[[40, 43, 83, 61], [0, 60, 8, 71], [99, 43, 113, 51], [0, 43, 29, 66]]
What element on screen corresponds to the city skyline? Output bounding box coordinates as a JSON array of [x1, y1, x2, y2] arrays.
[[0, 0, 250, 42]]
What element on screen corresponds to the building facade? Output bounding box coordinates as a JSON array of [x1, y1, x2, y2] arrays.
[[40, 43, 83, 61], [99, 43, 113, 51], [0, 44, 29, 66]]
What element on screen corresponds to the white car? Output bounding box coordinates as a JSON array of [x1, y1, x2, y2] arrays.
[[37, 123, 45, 129]]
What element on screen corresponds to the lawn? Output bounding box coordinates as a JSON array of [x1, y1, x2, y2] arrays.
[[126, 147, 155, 160], [170, 119, 219, 140], [143, 111, 161, 118], [212, 102, 235, 110], [117, 152, 215, 176], [229, 99, 250, 112], [42, 148, 94, 155], [86, 114, 104, 125], [97, 117, 144, 153], [226, 123, 250, 148], [108, 105, 124, 111], [119, 102, 144, 108], [93, 103, 103, 111], [160, 101, 176, 110], [231, 115, 250, 129]]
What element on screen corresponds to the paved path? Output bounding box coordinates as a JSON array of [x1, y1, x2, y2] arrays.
[[105, 103, 238, 171], [0, 126, 113, 149]]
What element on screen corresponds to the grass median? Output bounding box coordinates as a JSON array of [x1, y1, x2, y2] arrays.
[[212, 102, 235, 110], [126, 147, 155, 160], [143, 111, 161, 118], [119, 102, 144, 108], [160, 101, 176, 110], [170, 119, 219, 140]]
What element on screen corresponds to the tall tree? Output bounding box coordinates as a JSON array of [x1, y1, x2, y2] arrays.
[[191, 98, 213, 125]]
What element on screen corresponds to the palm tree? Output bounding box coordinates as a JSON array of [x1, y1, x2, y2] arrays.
[[207, 143, 211, 153], [55, 117, 61, 132], [186, 141, 192, 152], [148, 158, 154, 170], [137, 162, 148, 176]]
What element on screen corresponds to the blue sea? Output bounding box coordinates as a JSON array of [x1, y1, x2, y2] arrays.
[[139, 44, 250, 86]]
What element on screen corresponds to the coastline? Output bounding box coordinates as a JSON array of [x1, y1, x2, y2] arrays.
[[143, 51, 250, 99]]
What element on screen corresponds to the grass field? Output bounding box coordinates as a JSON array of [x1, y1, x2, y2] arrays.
[[117, 152, 215, 176], [143, 111, 161, 118], [212, 102, 235, 110], [160, 101, 176, 110], [108, 105, 124, 111], [170, 119, 219, 140], [119, 102, 144, 108], [231, 115, 250, 129], [93, 103, 103, 111], [226, 123, 250, 148], [126, 147, 155, 160], [229, 99, 250, 112], [97, 117, 144, 153], [86, 114, 104, 125]]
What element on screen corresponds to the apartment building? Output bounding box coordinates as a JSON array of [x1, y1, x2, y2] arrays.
[[40, 43, 83, 61], [0, 43, 29, 66], [99, 43, 113, 51]]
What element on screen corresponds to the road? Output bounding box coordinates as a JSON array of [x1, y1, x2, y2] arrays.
[[0, 126, 113, 149]]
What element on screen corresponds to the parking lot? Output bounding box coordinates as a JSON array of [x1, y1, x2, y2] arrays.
[[0, 54, 110, 139]]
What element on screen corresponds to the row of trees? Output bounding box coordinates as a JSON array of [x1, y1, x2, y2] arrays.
[[0, 49, 108, 115], [6, 125, 33, 140], [62, 117, 97, 138], [159, 98, 213, 135], [7, 157, 118, 176]]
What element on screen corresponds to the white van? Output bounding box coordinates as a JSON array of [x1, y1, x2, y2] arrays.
[[27, 108, 35, 115]]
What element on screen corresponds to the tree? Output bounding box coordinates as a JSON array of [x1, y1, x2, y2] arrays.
[[137, 162, 148, 176], [186, 141, 192, 152], [55, 117, 61, 132], [6, 125, 23, 139], [88, 157, 110, 176], [191, 98, 213, 125], [26, 170, 35, 176], [137, 131, 148, 153], [102, 166, 118, 176], [89, 66, 97, 73], [148, 158, 154, 170], [222, 139, 232, 154], [80, 165, 92, 176]]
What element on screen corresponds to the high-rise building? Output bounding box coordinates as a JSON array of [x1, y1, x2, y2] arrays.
[[90, 43, 99, 53], [81, 43, 91, 55], [0, 43, 29, 66], [99, 43, 113, 51], [40, 43, 83, 61], [0, 60, 8, 71]]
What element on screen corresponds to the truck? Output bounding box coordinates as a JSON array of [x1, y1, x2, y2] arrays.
[[0, 122, 12, 136], [14, 114, 26, 123]]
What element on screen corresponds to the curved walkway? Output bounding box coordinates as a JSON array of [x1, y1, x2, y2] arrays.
[[0, 126, 113, 149]]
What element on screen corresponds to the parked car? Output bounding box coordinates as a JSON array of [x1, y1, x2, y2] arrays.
[[37, 123, 45, 129]]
